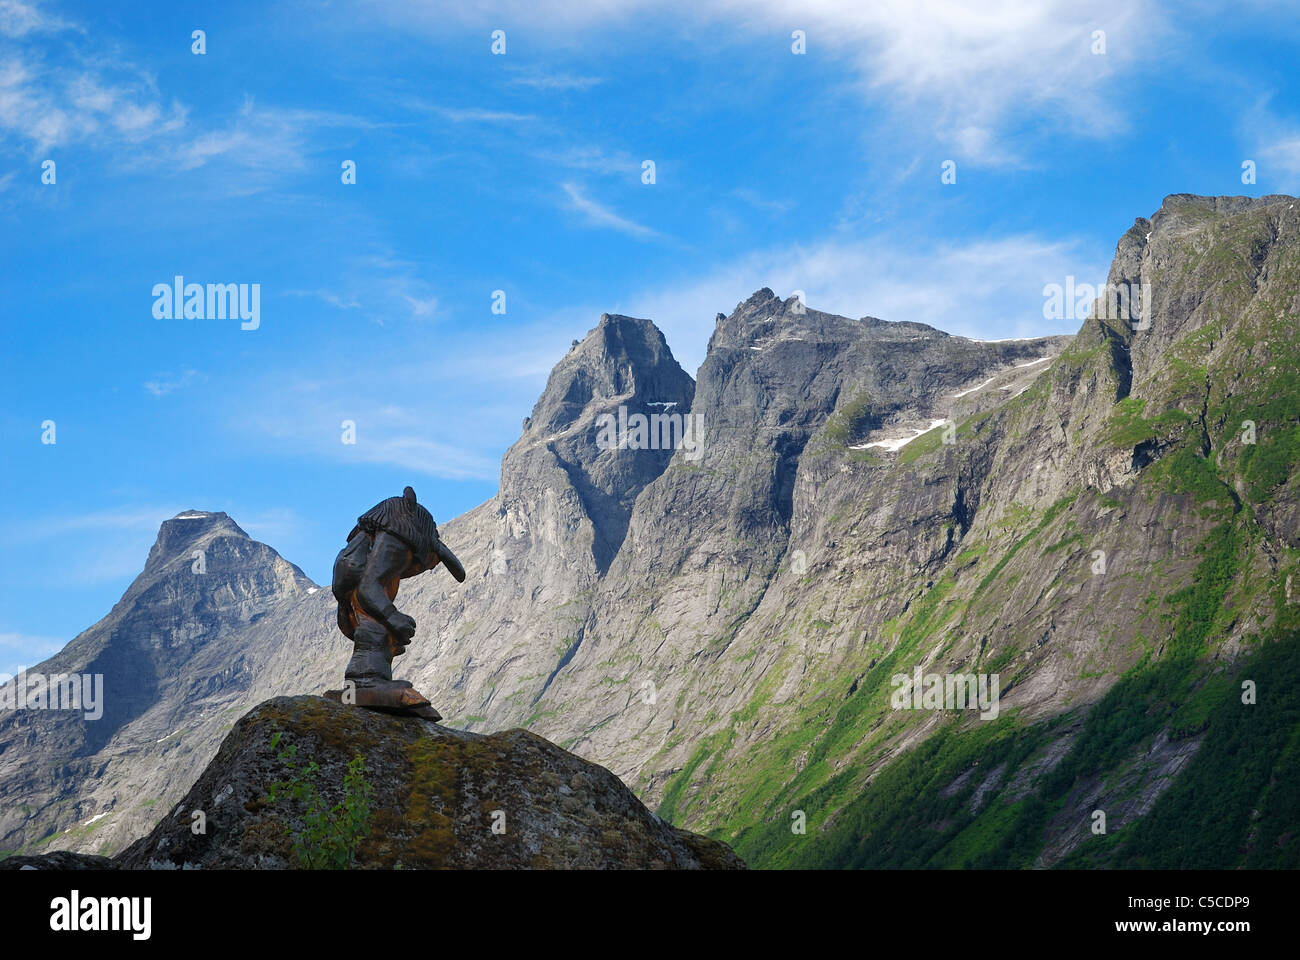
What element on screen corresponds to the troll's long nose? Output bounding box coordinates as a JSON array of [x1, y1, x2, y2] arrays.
[[435, 539, 467, 582]]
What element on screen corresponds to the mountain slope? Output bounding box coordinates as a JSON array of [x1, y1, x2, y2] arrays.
[[664, 192, 1300, 867], [0, 512, 316, 857]]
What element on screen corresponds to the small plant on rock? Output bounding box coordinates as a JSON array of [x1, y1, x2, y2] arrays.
[[265, 731, 374, 869]]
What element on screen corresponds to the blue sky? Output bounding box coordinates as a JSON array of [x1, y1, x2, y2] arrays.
[[2, 0, 1298, 673]]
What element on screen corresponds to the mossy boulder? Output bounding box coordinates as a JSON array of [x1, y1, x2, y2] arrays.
[[113, 696, 745, 870]]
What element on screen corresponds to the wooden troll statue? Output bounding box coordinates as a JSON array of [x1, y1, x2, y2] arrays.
[[327, 486, 465, 721]]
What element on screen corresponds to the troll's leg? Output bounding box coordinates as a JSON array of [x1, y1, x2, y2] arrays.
[[344, 617, 394, 685], [338, 616, 441, 721]]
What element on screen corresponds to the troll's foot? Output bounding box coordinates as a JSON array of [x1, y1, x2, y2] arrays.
[[324, 679, 442, 722]]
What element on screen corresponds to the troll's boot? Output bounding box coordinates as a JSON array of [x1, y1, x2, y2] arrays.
[[325, 618, 441, 721]]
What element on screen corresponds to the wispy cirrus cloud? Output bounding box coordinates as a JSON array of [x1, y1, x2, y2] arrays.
[[731, 186, 792, 214], [0, 0, 73, 39], [162, 96, 380, 189], [0, 504, 182, 590], [0, 48, 186, 152], [237, 380, 503, 482], [0, 2, 188, 152], [0, 631, 65, 676], [507, 69, 603, 92], [285, 289, 363, 311], [282, 248, 441, 325], [143, 368, 204, 397], [0, 7, 377, 193], [539, 144, 639, 177], [370, 0, 1165, 165], [4, 504, 182, 539], [434, 105, 534, 124], [1260, 136, 1300, 189], [227, 315, 595, 482], [561, 181, 662, 240], [1244, 99, 1300, 192]]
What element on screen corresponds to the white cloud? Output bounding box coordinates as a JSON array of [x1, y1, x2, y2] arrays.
[[372, 0, 1163, 164], [404, 294, 439, 318], [0, 632, 66, 676], [165, 98, 375, 183], [12, 505, 181, 538], [1260, 136, 1300, 189], [0, 505, 182, 588], [285, 289, 363, 311], [562, 181, 662, 239], [1248, 104, 1300, 192], [0, 0, 72, 38], [509, 70, 603, 92], [143, 368, 203, 397], [283, 248, 441, 324], [0, 16, 370, 193], [0, 52, 186, 151], [228, 313, 592, 482], [0, 4, 186, 151], [237, 507, 305, 547], [240, 387, 504, 481], [435, 105, 534, 124], [538, 144, 639, 177], [731, 187, 793, 214]]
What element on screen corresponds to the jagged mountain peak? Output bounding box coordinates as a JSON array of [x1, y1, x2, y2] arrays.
[[520, 312, 693, 441], [150, 509, 247, 554], [709, 287, 948, 356], [1127, 193, 1297, 249], [0, 508, 316, 855], [499, 310, 697, 575]]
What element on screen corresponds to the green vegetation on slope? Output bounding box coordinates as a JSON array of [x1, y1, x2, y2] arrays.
[[1061, 633, 1300, 868]]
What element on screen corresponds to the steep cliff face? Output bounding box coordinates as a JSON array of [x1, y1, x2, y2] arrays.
[[374, 311, 697, 731], [529, 290, 1072, 790], [8, 194, 1299, 870], [673, 193, 1300, 868], [0, 512, 315, 858]]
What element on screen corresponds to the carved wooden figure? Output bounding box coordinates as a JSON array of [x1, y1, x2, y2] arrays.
[[327, 486, 465, 720]]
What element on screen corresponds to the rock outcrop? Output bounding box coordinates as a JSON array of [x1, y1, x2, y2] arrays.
[[7, 696, 744, 870]]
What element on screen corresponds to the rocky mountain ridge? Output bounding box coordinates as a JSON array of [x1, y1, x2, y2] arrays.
[[5, 193, 1299, 869]]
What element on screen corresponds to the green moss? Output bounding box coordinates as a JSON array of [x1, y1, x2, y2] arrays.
[[392, 737, 458, 867], [1152, 447, 1236, 509]]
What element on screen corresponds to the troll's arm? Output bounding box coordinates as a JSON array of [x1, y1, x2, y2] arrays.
[[354, 531, 420, 642]]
